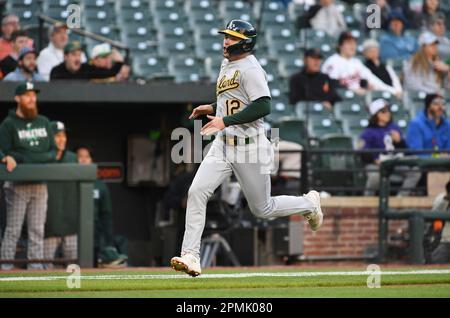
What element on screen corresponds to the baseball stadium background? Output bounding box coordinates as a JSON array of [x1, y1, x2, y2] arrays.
[[0, 0, 450, 298]]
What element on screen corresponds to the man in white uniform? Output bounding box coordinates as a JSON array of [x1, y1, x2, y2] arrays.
[[170, 20, 323, 277]]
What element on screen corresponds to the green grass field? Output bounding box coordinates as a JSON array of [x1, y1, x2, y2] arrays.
[[1, 267, 450, 298]]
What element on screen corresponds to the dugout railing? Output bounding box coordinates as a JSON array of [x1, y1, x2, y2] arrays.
[[378, 157, 450, 264], [0, 164, 97, 268]]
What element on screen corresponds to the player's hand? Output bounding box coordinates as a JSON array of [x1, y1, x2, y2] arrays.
[[201, 115, 225, 136], [2, 156, 17, 172], [189, 104, 214, 119]]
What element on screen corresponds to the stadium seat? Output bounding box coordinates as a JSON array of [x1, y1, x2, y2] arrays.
[[278, 55, 303, 78], [271, 117, 307, 146], [132, 54, 172, 80], [312, 134, 363, 195], [342, 117, 369, 146], [204, 56, 223, 80], [334, 100, 367, 121], [168, 56, 208, 83], [194, 35, 223, 59], [267, 98, 295, 123], [8, 7, 40, 26], [188, 11, 221, 31], [43, 0, 80, 9], [308, 117, 344, 138], [295, 102, 335, 122], [117, 5, 153, 28], [218, 0, 253, 21], [184, 0, 213, 14]]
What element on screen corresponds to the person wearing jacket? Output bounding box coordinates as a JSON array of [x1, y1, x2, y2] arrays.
[[0, 82, 57, 270], [43, 121, 78, 268], [359, 99, 421, 196], [406, 93, 450, 156], [379, 10, 418, 62], [403, 31, 449, 94]]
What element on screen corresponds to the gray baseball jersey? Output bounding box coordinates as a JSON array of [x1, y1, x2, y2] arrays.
[[215, 54, 271, 138]]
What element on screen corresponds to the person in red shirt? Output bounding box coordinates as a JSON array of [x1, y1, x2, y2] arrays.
[[0, 15, 20, 61]]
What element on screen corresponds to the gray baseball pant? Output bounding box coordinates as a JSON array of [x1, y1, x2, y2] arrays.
[[181, 137, 315, 259]]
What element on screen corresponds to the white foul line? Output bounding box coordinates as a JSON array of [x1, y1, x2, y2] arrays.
[[0, 269, 450, 282]]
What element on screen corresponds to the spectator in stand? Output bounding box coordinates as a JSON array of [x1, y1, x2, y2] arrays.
[[298, 0, 346, 37], [428, 180, 450, 263], [50, 41, 127, 81], [428, 13, 450, 61], [89, 43, 130, 83], [362, 39, 403, 95], [406, 93, 450, 156], [0, 15, 20, 61], [3, 47, 44, 82], [0, 30, 30, 80], [417, 0, 442, 30], [403, 31, 449, 94], [289, 48, 341, 110], [322, 31, 402, 97], [36, 23, 87, 81], [379, 10, 418, 62], [0, 82, 57, 270], [359, 99, 420, 196]]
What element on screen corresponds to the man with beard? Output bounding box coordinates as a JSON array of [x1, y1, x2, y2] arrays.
[[0, 82, 57, 270], [50, 41, 126, 81], [3, 47, 44, 81]]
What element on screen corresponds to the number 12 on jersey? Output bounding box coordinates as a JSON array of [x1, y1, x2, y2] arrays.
[[226, 99, 242, 116]]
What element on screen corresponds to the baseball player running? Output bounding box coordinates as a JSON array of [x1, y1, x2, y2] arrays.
[[171, 20, 323, 277]]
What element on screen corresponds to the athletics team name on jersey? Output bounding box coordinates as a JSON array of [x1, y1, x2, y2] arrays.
[[17, 127, 48, 140], [215, 55, 271, 138], [217, 70, 240, 95]]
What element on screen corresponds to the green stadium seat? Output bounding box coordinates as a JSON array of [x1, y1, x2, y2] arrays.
[[132, 55, 172, 80], [204, 56, 223, 80], [117, 7, 153, 28], [44, 7, 70, 21], [267, 98, 295, 123], [308, 117, 343, 138], [126, 37, 158, 56], [188, 11, 221, 30], [116, 0, 149, 11], [271, 117, 307, 146], [194, 35, 223, 59], [151, 0, 184, 12], [168, 56, 208, 83], [184, 0, 212, 12], [84, 22, 121, 41], [342, 117, 369, 145], [295, 102, 335, 122], [334, 100, 367, 121], [8, 7, 40, 26], [218, 0, 253, 23], [266, 37, 298, 58], [278, 55, 303, 78], [312, 134, 363, 195]]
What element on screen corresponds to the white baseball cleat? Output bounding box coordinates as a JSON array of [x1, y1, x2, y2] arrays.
[[170, 253, 201, 277], [303, 190, 323, 231]]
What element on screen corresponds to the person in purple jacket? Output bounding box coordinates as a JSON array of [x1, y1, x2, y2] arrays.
[[359, 99, 421, 196]]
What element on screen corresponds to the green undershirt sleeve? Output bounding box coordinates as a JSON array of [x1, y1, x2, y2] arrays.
[[222, 96, 271, 127]]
